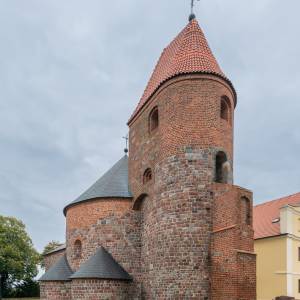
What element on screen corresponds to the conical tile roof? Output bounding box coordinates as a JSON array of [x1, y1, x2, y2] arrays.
[[64, 155, 132, 215], [39, 255, 73, 282], [129, 19, 236, 123], [70, 247, 132, 281]]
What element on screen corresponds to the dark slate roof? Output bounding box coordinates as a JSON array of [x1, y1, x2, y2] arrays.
[[64, 155, 132, 215], [44, 244, 66, 256], [70, 247, 132, 281], [39, 255, 73, 282]]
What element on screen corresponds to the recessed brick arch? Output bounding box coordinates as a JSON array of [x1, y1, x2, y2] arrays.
[[220, 95, 232, 124], [132, 193, 148, 211], [149, 106, 159, 133], [74, 239, 82, 259], [143, 168, 152, 184], [241, 196, 252, 225]]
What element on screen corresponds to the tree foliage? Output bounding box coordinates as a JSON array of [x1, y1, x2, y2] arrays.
[[42, 240, 63, 256], [41, 240, 63, 268], [0, 215, 40, 297]]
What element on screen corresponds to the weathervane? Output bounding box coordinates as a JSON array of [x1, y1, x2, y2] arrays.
[[123, 134, 129, 155], [190, 0, 200, 21]]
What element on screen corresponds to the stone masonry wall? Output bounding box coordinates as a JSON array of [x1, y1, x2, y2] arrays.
[[71, 279, 130, 300], [43, 250, 65, 271], [40, 282, 71, 300], [139, 153, 214, 299], [129, 74, 237, 299]]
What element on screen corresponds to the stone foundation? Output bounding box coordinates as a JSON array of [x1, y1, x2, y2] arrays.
[[71, 279, 131, 300], [40, 282, 71, 300]]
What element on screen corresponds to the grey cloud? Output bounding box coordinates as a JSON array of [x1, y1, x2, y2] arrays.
[[0, 0, 299, 251]]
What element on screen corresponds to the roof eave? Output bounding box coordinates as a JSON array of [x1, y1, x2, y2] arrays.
[[70, 276, 132, 282], [43, 247, 66, 257], [39, 278, 72, 282], [63, 196, 133, 216], [254, 233, 288, 241]]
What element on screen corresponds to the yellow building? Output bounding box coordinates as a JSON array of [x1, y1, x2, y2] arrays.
[[254, 192, 300, 300]]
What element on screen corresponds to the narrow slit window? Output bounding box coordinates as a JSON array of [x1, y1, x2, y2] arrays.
[[215, 151, 229, 183], [149, 107, 159, 132], [143, 168, 152, 184], [74, 240, 82, 259], [220, 96, 231, 123], [241, 197, 251, 225]]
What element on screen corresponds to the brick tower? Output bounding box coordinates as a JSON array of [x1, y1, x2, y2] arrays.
[[40, 15, 256, 300], [128, 17, 256, 299]]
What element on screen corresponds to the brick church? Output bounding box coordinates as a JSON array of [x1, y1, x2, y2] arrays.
[[40, 14, 256, 300]]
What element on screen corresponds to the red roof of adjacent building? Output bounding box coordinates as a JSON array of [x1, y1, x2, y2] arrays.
[[128, 19, 235, 123], [254, 192, 300, 239]]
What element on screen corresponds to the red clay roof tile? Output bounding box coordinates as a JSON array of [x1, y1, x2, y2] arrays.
[[254, 192, 300, 239], [128, 19, 235, 123]]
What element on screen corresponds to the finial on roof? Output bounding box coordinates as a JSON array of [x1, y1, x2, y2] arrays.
[[189, 13, 196, 22], [123, 134, 129, 155], [189, 0, 200, 22]]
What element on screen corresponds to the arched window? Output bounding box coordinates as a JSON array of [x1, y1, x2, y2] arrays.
[[74, 240, 82, 259], [241, 197, 251, 225], [149, 107, 159, 132], [143, 168, 152, 184], [220, 96, 231, 123], [215, 151, 230, 183]]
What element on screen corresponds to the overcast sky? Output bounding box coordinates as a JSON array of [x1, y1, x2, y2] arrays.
[[0, 0, 299, 252]]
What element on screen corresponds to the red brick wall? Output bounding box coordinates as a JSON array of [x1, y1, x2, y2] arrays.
[[65, 198, 133, 270], [128, 74, 238, 298], [211, 183, 256, 300], [129, 74, 235, 200], [43, 250, 65, 271], [65, 198, 141, 298], [40, 282, 71, 300], [66, 198, 132, 231]]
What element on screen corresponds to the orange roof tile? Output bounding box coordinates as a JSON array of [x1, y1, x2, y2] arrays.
[[128, 19, 236, 123], [254, 192, 300, 239]]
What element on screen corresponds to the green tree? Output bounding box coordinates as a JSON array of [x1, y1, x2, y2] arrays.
[[0, 215, 40, 297], [41, 240, 63, 268], [42, 240, 63, 256]]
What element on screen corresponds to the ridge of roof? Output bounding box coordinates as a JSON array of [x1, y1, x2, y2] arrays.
[[255, 192, 300, 208], [254, 192, 300, 240], [39, 255, 73, 282], [70, 247, 132, 281], [128, 19, 235, 124], [64, 155, 132, 215]]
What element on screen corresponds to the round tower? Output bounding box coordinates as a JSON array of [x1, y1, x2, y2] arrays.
[[128, 19, 236, 298]]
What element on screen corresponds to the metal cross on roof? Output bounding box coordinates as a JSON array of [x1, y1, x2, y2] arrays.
[[190, 0, 200, 21], [123, 134, 129, 154]]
